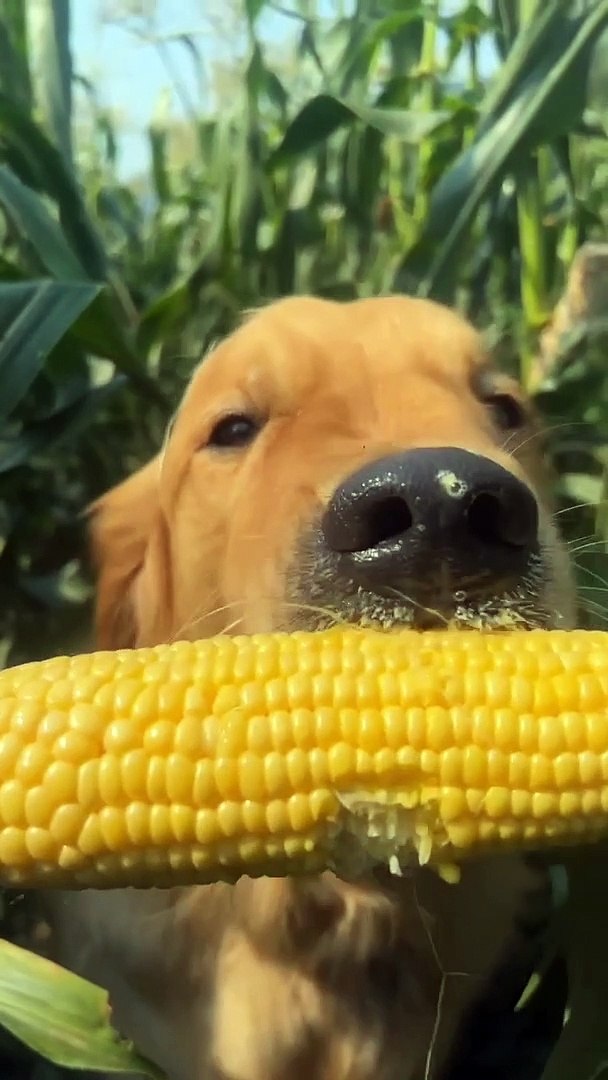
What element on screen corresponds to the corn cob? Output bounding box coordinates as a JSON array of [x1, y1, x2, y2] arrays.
[[0, 626, 607, 889]]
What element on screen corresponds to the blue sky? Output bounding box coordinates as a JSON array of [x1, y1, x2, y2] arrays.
[[71, 1, 496, 181], [71, 0, 326, 179], [71, 2, 223, 178]]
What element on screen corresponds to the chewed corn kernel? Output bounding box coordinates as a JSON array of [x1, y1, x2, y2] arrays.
[[0, 626, 605, 887]]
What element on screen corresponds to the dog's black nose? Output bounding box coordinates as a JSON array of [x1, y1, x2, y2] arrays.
[[321, 448, 539, 596]]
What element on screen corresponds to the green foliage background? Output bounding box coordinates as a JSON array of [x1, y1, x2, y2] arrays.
[[0, 0, 607, 1077]]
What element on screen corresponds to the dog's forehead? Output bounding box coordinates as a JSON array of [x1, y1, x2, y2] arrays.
[[185, 295, 489, 410]]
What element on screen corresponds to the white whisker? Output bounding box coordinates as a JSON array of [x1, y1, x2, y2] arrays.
[[502, 418, 587, 456], [169, 600, 247, 643], [571, 541, 608, 557], [555, 498, 608, 519], [574, 563, 608, 589], [383, 586, 450, 627]]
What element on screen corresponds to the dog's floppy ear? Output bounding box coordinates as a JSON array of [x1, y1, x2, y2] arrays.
[[88, 456, 171, 649]]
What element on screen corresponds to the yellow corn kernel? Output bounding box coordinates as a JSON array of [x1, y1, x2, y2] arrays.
[[0, 626, 607, 888]]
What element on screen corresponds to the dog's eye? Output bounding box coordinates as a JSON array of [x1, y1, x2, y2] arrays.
[[207, 413, 261, 449], [485, 393, 527, 431]]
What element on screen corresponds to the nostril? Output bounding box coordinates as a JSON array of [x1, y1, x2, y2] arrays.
[[467, 493, 507, 546], [323, 491, 414, 554], [366, 495, 413, 548], [467, 489, 538, 549]]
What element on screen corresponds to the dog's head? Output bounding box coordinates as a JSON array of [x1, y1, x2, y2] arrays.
[[91, 295, 576, 648]]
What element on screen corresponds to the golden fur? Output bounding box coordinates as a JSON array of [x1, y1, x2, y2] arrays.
[[46, 295, 576, 1080]]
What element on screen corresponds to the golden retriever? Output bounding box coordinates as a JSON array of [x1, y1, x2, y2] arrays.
[[47, 295, 576, 1080]]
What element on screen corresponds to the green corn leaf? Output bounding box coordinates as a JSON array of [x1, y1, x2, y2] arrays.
[[0, 279, 99, 425], [0, 1, 31, 109], [0, 169, 164, 399], [481, 0, 570, 125], [244, 0, 266, 27], [0, 938, 164, 1076], [336, 8, 425, 92], [0, 164, 84, 279], [401, 0, 608, 299], [25, 0, 73, 167], [269, 93, 450, 166], [540, 855, 608, 1080], [0, 92, 109, 280], [0, 375, 126, 473]]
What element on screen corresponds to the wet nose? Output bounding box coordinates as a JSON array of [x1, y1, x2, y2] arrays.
[[321, 447, 539, 595]]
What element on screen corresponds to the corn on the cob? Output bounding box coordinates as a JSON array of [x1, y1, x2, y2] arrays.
[[0, 626, 607, 889]]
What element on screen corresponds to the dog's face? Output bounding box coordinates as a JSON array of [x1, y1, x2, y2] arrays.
[[92, 295, 576, 648]]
